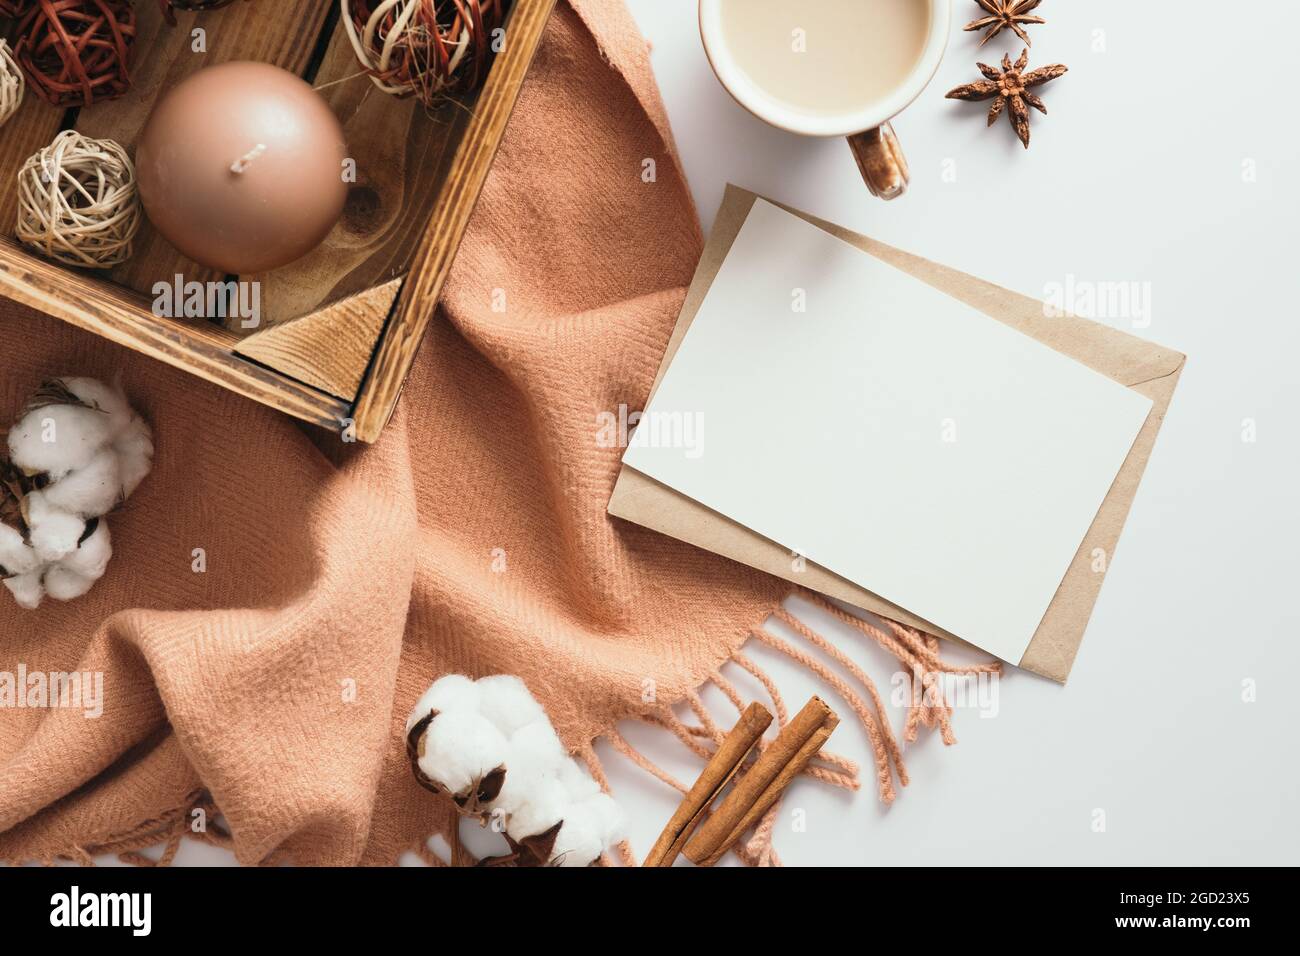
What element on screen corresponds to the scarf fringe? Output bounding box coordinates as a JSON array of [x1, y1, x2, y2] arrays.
[[3, 790, 232, 867], [578, 593, 1002, 868], [5, 597, 999, 867], [351, 594, 1000, 868]]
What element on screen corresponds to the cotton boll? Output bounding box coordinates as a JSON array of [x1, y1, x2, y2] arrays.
[[417, 710, 509, 798], [23, 491, 86, 562], [40, 447, 121, 518], [576, 791, 626, 847], [549, 809, 605, 868], [476, 674, 548, 736], [505, 776, 569, 842], [510, 719, 567, 769], [43, 567, 98, 602], [548, 793, 625, 867], [0, 523, 41, 577], [406, 673, 482, 733], [59, 377, 154, 499], [494, 721, 569, 815], [43, 520, 111, 602], [3, 570, 45, 610], [8, 403, 115, 480], [54, 519, 111, 579], [60, 377, 134, 438], [557, 757, 601, 803], [1, 378, 148, 611], [112, 415, 154, 499]]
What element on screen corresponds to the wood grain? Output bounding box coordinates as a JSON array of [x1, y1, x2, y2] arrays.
[[351, 0, 557, 442], [75, 0, 334, 301], [0, 20, 67, 234], [0, 238, 349, 429], [235, 277, 400, 399], [252, 21, 473, 328], [0, 0, 551, 443]]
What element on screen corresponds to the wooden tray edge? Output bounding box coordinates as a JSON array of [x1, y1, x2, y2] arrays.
[[0, 241, 350, 430], [349, 0, 558, 442]]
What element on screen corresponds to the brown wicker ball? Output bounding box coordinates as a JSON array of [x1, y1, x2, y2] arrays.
[[0, 1, 33, 19], [343, 0, 506, 108], [15, 0, 136, 107], [158, 0, 246, 26]]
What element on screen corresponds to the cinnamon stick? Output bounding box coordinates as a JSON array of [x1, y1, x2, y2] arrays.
[[642, 701, 773, 867], [683, 696, 838, 867]]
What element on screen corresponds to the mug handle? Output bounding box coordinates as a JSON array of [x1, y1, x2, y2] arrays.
[[847, 121, 909, 201]]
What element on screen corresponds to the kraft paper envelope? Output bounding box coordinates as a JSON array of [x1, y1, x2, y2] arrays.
[[608, 185, 1185, 683]]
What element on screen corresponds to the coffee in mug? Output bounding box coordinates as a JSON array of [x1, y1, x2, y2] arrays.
[[716, 0, 932, 119], [700, 0, 951, 200]]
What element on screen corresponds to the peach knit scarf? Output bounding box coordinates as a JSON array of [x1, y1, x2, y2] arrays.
[[0, 1, 990, 867]]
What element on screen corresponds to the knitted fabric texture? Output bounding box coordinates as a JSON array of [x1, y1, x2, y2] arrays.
[[0, 1, 988, 866]]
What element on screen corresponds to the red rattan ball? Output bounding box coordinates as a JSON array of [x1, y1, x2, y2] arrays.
[[0, 0, 33, 18], [158, 0, 245, 27], [15, 0, 136, 107], [346, 0, 506, 107]]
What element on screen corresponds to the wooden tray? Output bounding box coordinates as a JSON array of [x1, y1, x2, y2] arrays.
[[0, 0, 555, 441]]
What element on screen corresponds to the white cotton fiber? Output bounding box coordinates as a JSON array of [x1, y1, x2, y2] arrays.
[[24, 491, 86, 562], [0, 523, 41, 577], [477, 674, 548, 736], [58, 379, 154, 498], [547, 794, 625, 867], [112, 415, 154, 499], [406, 673, 481, 732], [576, 791, 626, 847], [43, 567, 96, 601], [3, 571, 45, 610], [1, 378, 152, 612], [417, 710, 509, 798], [493, 721, 568, 815], [550, 808, 605, 868], [61, 377, 134, 438], [510, 719, 567, 768], [8, 403, 115, 480], [54, 519, 112, 580], [557, 757, 601, 802], [505, 775, 569, 842], [40, 447, 121, 518]]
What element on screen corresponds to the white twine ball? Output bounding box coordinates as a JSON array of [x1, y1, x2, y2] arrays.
[[15, 130, 143, 270], [0, 39, 24, 128]]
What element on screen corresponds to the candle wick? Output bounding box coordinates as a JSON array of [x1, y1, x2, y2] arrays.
[[231, 144, 267, 175]]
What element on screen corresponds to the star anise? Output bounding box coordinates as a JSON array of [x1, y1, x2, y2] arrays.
[[946, 49, 1067, 149], [965, 0, 1046, 47]]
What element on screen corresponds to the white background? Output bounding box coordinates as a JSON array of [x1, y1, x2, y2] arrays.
[[96, 0, 1300, 866]]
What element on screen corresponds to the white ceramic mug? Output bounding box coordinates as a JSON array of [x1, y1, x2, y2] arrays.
[[699, 0, 951, 200]]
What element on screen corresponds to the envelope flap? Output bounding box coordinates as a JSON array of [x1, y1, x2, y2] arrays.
[[779, 198, 1187, 387]]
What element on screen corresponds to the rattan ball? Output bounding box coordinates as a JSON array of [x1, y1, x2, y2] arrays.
[[0, 39, 24, 128], [0, 1, 34, 19], [15, 0, 136, 107], [159, 0, 246, 26], [341, 0, 506, 108], [15, 130, 143, 270]]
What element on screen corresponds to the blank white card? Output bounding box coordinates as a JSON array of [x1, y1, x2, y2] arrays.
[[623, 200, 1153, 664]]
